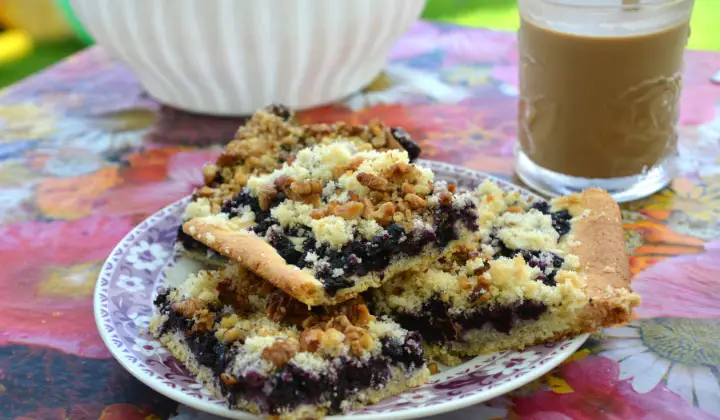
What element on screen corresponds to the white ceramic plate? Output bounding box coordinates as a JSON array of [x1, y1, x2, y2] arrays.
[[94, 161, 588, 419]]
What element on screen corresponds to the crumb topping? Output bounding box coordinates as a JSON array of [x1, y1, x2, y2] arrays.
[[185, 106, 422, 220], [155, 262, 413, 370]]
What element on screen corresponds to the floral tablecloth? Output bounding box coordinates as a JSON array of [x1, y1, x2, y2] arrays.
[[1, 21, 719, 420]]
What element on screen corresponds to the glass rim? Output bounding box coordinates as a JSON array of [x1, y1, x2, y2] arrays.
[[534, 0, 692, 10]]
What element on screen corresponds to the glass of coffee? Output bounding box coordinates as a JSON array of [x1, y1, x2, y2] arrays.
[[515, 0, 694, 202]]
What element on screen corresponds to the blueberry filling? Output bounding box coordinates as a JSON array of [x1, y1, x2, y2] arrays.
[[305, 224, 434, 292], [330, 357, 392, 412], [531, 201, 572, 237], [394, 299, 459, 343], [392, 297, 548, 342], [434, 201, 478, 247], [186, 332, 222, 367], [223, 336, 422, 415], [266, 104, 292, 121], [380, 331, 425, 370], [155, 291, 233, 373], [390, 127, 421, 162], [266, 227, 303, 265], [455, 300, 548, 334], [264, 363, 330, 413], [176, 226, 222, 259], [221, 191, 286, 227], [222, 190, 477, 296], [518, 249, 564, 286], [487, 232, 565, 286], [304, 204, 476, 295]]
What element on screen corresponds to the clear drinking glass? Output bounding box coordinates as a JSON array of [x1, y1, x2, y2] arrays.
[[515, 0, 694, 202]]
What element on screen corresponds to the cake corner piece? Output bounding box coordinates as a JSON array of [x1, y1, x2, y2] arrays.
[[150, 261, 430, 418]]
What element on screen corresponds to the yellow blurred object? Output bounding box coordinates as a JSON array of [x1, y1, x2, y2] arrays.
[[0, 29, 33, 65], [0, 0, 73, 41]]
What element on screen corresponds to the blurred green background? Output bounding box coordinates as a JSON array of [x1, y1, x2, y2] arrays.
[[1, 0, 718, 89]]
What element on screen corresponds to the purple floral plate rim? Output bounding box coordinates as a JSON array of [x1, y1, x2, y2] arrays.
[[94, 160, 589, 420]]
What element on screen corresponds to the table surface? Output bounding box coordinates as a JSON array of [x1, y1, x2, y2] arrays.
[[1, 21, 719, 420]]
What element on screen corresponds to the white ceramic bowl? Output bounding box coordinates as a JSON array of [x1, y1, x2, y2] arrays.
[[70, 0, 425, 116]]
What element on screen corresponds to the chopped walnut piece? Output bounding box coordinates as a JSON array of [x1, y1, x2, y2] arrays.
[[332, 166, 348, 179], [458, 275, 472, 291], [343, 325, 373, 356], [385, 162, 412, 182], [216, 152, 240, 167], [353, 304, 375, 326], [401, 182, 415, 194], [327, 315, 352, 331], [473, 264, 490, 277], [275, 175, 295, 192], [415, 182, 432, 196], [369, 202, 395, 226], [348, 157, 365, 171], [233, 171, 249, 186], [279, 179, 322, 205], [447, 183, 457, 193], [216, 326, 246, 343], [309, 208, 327, 220], [362, 198, 375, 219], [371, 135, 387, 147], [202, 164, 219, 185], [439, 191, 453, 206], [171, 299, 204, 318], [368, 119, 385, 137], [299, 328, 325, 352], [404, 193, 426, 210], [193, 309, 215, 333], [357, 172, 388, 191], [325, 201, 339, 215], [262, 339, 298, 367], [320, 328, 346, 356], [266, 290, 312, 325], [367, 191, 387, 205], [220, 314, 240, 329], [333, 201, 364, 219], [290, 180, 322, 195], [196, 186, 216, 198], [470, 274, 491, 302], [258, 184, 279, 211]]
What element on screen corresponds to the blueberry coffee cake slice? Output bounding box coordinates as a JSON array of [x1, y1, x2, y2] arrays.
[[150, 263, 429, 419], [182, 142, 480, 306], [370, 181, 641, 365], [177, 104, 421, 267]]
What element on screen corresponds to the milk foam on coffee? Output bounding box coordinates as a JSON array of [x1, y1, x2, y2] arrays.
[[518, 0, 692, 179]]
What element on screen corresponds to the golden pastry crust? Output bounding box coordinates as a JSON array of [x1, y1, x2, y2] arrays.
[[553, 188, 639, 329], [183, 217, 331, 306]]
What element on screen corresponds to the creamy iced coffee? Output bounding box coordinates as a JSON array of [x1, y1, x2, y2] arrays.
[[515, 0, 694, 199]]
